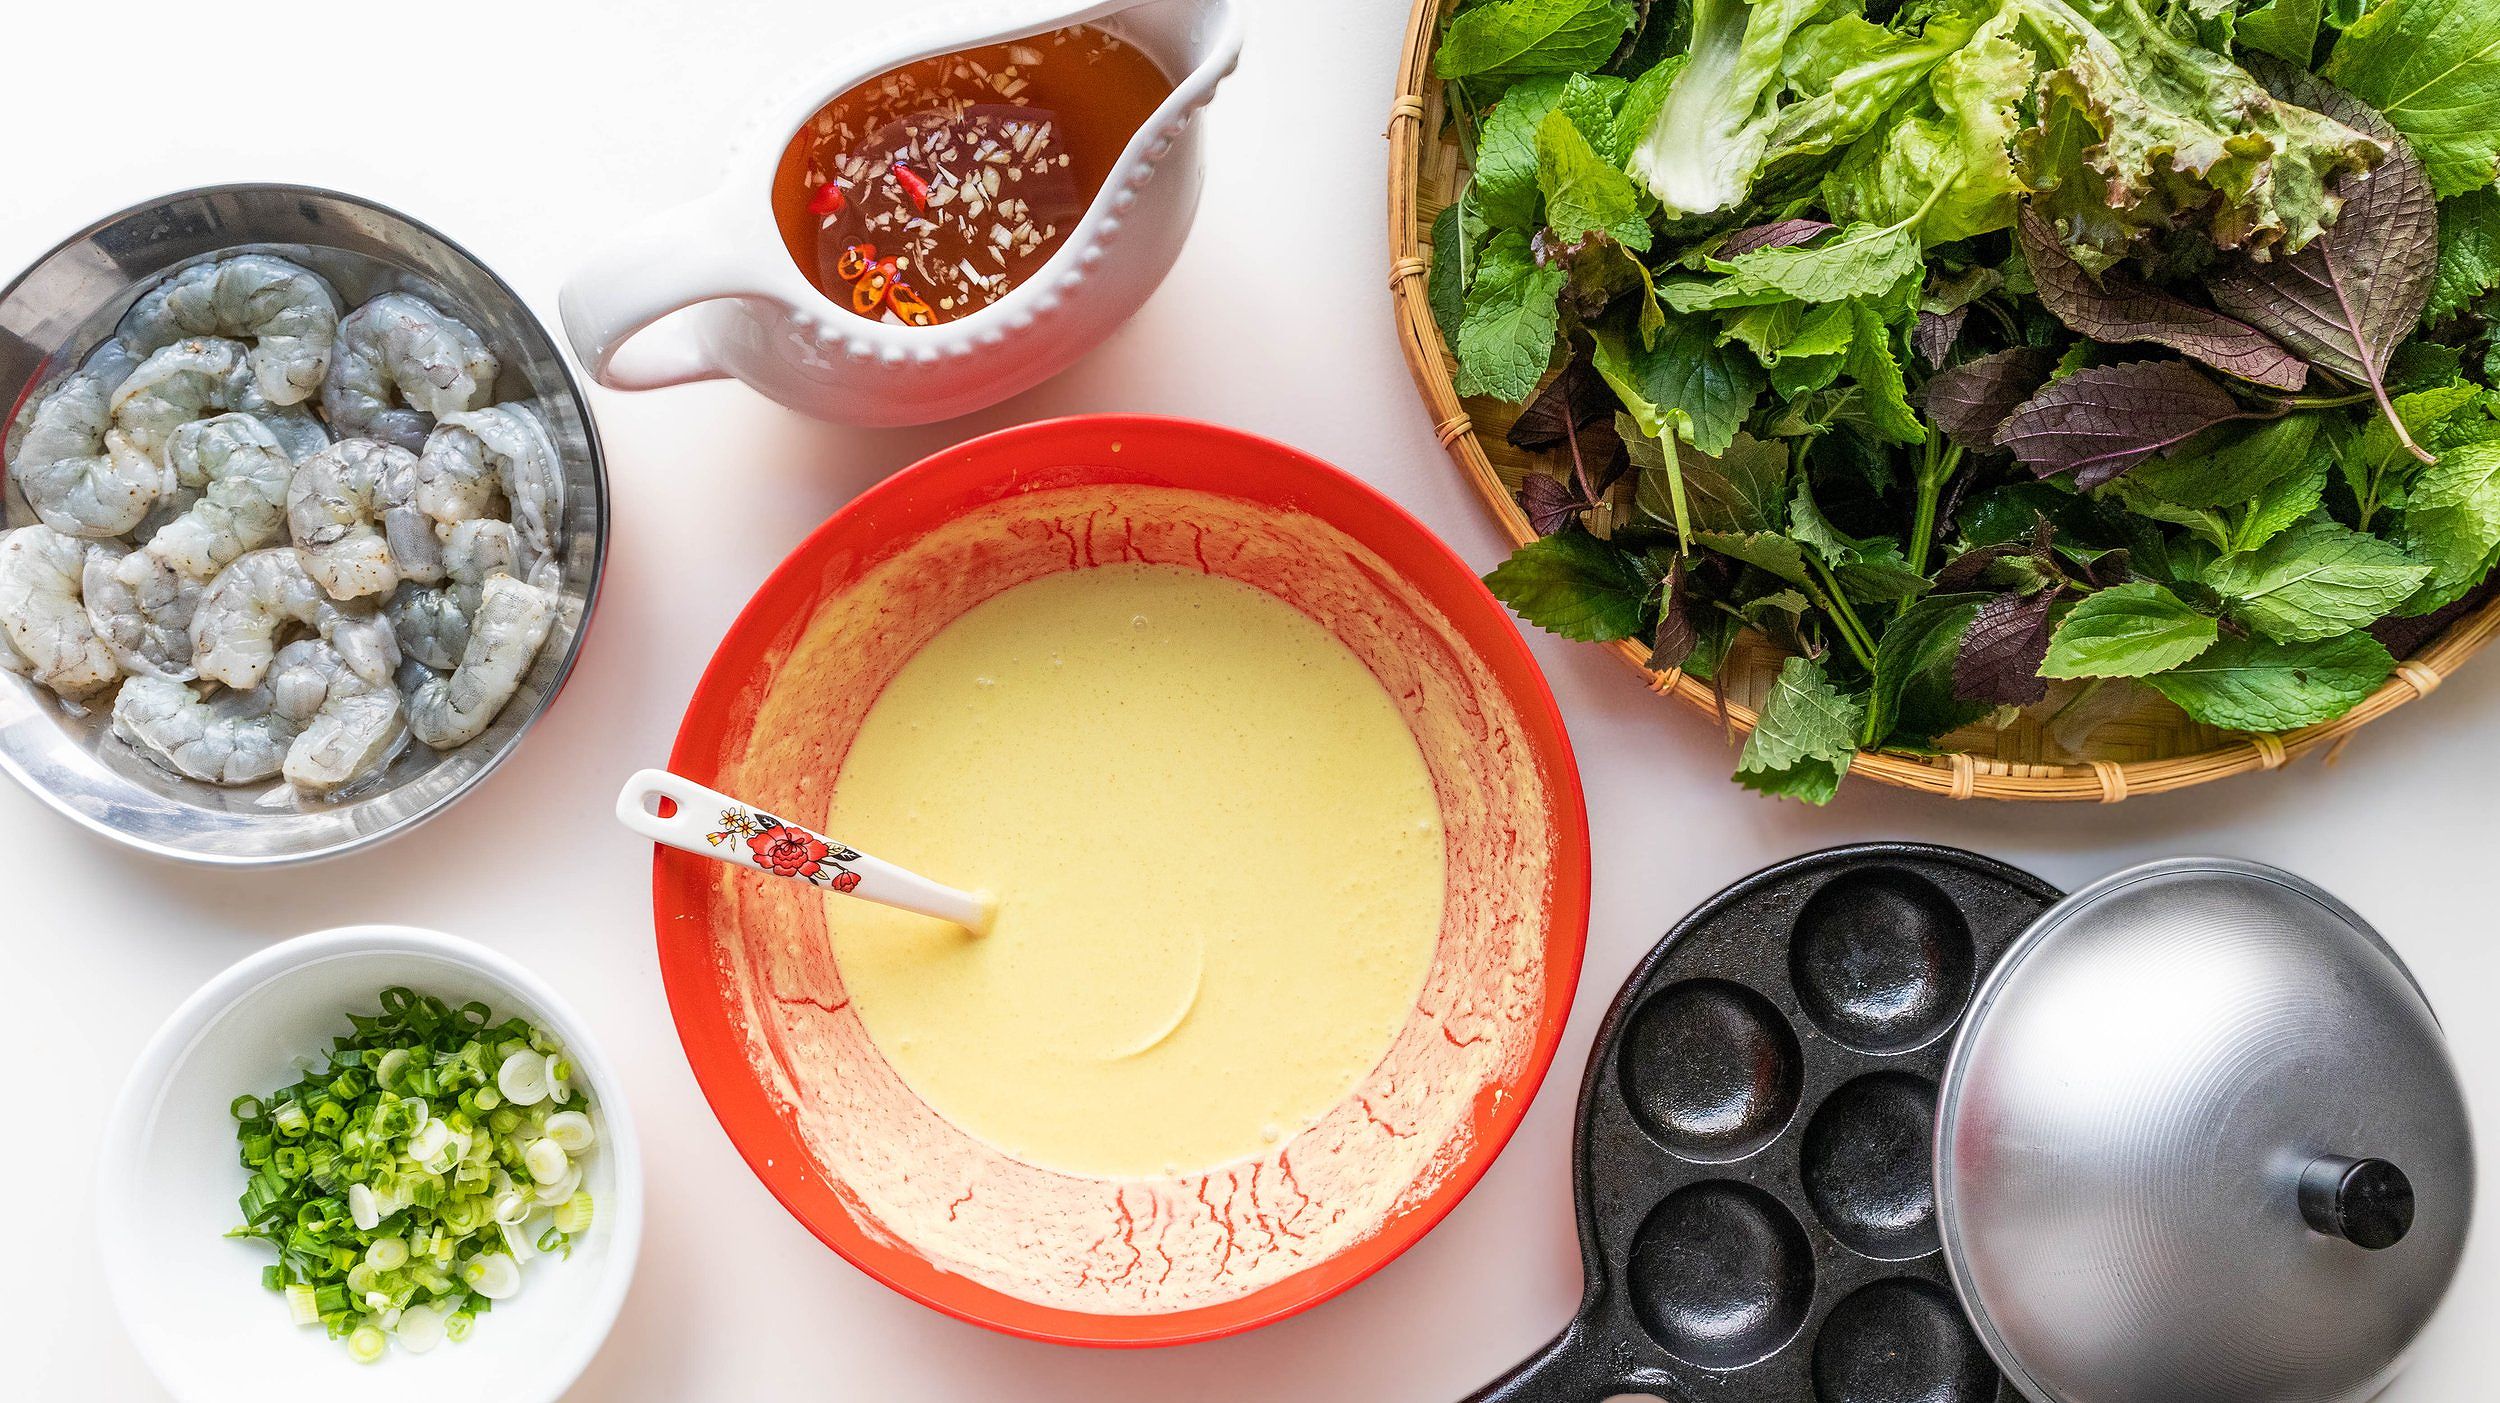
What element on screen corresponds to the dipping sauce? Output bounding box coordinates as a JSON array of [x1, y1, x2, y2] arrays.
[[772, 24, 1172, 325], [822, 563, 1446, 1178]]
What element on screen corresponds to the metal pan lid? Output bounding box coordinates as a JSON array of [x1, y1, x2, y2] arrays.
[[1935, 858, 2474, 1403]]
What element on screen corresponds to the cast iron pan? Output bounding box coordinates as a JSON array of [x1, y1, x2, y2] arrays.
[[1466, 843, 2060, 1403]]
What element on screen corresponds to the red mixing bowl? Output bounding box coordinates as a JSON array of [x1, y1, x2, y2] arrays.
[[651, 415, 1589, 1345]]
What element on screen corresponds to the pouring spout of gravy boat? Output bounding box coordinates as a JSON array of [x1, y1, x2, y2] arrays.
[[616, 769, 996, 934]]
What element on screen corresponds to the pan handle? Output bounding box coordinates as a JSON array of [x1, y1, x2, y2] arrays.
[[1461, 1307, 1656, 1403]]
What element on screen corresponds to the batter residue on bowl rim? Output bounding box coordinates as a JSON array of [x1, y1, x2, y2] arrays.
[[712, 486, 1555, 1314], [821, 562, 1447, 1180]]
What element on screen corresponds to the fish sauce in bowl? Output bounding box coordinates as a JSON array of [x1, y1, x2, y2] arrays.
[[771, 24, 1173, 326]]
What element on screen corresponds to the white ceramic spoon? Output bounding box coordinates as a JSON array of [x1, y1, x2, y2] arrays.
[[615, 768, 995, 934]]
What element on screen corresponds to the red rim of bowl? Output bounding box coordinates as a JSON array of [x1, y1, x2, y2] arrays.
[[650, 413, 1591, 1346]]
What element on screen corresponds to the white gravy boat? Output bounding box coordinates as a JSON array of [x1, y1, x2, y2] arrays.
[[559, 0, 1242, 426]]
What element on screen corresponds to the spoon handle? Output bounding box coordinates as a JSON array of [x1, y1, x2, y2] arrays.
[[615, 768, 993, 933]]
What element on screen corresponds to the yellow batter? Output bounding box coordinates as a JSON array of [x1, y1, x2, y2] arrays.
[[823, 563, 1446, 1178]]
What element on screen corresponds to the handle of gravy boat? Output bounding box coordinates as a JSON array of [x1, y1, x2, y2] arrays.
[[616, 768, 996, 933], [559, 192, 766, 391]]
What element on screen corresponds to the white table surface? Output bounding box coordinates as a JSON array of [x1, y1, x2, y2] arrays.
[[6, 1, 2493, 1398]]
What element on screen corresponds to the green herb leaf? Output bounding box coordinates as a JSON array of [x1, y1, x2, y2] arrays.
[[1593, 316, 1763, 456], [2203, 522, 2430, 642], [2041, 582, 2221, 678], [2429, 188, 2500, 323], [1434, 0, 1640, 83], [1427, 199, 1478, 344], [1695, 529, 1814, 586], [1474, 77, 1572, 230], [2229, 452, 2330, 553], [2323, 0, 2500, 197], [1536, 109, 1653, 251], [1735, 655, 1864, 804], [1843, 301, 1927, 446], [2236, 0, 2323, 66], [1483, 527, 1651, 641], [1455, 231, 1569, 401], [2399, 439, 2500, 611], [2145, 630, 2396, 730], [1711, 222, 1923, 305], [1869, 593, 1991, 746]]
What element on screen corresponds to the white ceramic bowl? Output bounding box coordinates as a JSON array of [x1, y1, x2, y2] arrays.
[[99, 926, 641, 1403]]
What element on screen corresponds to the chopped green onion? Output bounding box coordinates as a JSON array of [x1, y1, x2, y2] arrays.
[[225, 988, 598, 1361]]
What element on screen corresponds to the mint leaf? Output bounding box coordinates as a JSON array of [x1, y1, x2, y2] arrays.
[[1713, 222, 1922, 305], [2430, 188, 2500, 323], [2323, 0, 2500, 197], [2016, 207, 2307, 391], [1434, 0, 1638, 83], [1997, 360, 2262, 488], [1694, 529, 1813, 587], [2229, 452, 2330, 554], [1870, 593, 1990, 746], [2399, 439, 2500, 610], [1844, 302, 1926, 446], [2041, 582, 2221, 678], [1536, 110, 1651, 252], [1593, 316, 1762, 456], [1455, 231, 1567, 401], [1483, 528, 1649, 641], [2146, 631, 2396, 730], [1735, 656, 1864, 805], [1427, 199, 1478, 344], [1474, 78, 1571, 230], [2203, 522, 2430, 642]]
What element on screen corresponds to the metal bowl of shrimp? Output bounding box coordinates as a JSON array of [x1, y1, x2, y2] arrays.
[[0, 184, 606, 865]]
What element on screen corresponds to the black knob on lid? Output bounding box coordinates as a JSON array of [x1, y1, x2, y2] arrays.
[[2299, 1156, 2414, 1250]]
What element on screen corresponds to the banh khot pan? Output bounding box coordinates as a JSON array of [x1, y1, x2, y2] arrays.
[[1466, 846, 2475, 1403], [1466, 843, 2056, 1403]]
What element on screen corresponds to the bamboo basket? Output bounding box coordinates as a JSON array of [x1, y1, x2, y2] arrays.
[[1386, 0, 2500, 802]]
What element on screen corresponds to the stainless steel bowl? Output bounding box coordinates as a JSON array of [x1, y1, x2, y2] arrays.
[[0, 184, 607, 865]]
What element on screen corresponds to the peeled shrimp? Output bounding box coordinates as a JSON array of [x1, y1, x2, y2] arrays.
[[189, 547, 398, 690], [286, 438, 433, 600], [84, 547, 202, 680], [111, 674, 299, 784], [0, 526, 121, 698], [110, 337, 267, 462], [415, 406, 563, 588], [118, 254, 341, 407], [141, 413, 295, 579], [404, 573, 554, 749], [270, 638, 407, 794], [136, 407, 332, 545], [8, 339, 161, 537], [323, 294, 498, 452], [386, 519, 518, 670]]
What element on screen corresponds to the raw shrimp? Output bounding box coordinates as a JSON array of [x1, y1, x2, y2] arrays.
[[111, 674, 299, 784], [385, 520, 518, 670], [84, 547, 202, 680], [404, 573, 555, 749], [190, 547, 398, 690], [286, 438, 434, 600], [323, 294, 498, 452], [8, 339, 162, 537], [270, 638, 407, 794], [0, 525, 121, 697], [110, 337, 267, 461], [134, 407, 330, 545], [117, 254, 341, 407], [415, 406, 563, 587], [140, 413, 295, 579]]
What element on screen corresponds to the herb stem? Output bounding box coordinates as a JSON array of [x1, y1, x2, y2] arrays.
[[1805, 557, 1879, 673], [1907, 441, 1962, 577]]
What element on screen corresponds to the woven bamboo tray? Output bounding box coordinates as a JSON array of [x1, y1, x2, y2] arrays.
[[1385, 0, 2500, 802]]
